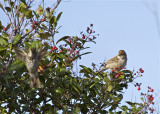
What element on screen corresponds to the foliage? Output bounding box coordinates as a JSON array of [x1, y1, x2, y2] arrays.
[[0, 0, 155, 113]]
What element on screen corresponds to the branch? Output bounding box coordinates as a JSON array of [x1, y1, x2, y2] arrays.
[[52, 0, 62, 11]]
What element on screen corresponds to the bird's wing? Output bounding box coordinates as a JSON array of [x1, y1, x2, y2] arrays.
[[14, 48, 27, 62], [105, 56, 119, 65], [38, 47, 48, 60]]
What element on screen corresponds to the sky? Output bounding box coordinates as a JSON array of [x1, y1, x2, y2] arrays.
[[0, 0, 160, 110]]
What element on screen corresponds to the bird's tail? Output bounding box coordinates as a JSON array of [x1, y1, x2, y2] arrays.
[[30, 74, 41, 88]]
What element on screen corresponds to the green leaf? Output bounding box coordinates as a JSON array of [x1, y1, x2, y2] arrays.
[[0, 37, 8, 46], [0, 47, 7, 51], [107, 85, 112, 92], [55, 88, 63, 94], [19, 2, 27, 9], [10, 1, 15, 7], [36, 32, 51, 39], [56, 36, 70, 44], [104, 76, 109, 82], [12, 34, 21, 45], [20, 0, 26, 5], [8, 60, 25, 72], [2, 33, 9, 40], [25, 10, 33, 18], [50, 16, 56, 24], [71, 84, 80, 93], [63, 105, 68, 114], [36, 5, 43, 16], [56, 12, 63, 22], [73, 52, 92, 61], [45, 9, 50, 19], [31, 40, 41, 50], [41, 23, 48, 30], [89, 82, 96, 88], [24, 42, 31, 50], [80, 52, 92, 56], [50, 8, 54, 16], [79, 65, 93, 74], [0, 21, 4, 32], [5, 7, 11, 12], [71, 107, 80, 114], [6, 23, 12, 30]]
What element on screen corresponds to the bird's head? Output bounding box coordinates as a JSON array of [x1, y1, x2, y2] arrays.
[[118, 50, 127, 57]]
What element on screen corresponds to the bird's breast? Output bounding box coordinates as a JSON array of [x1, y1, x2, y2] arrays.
[[118, 58, 127, 69], [26, 58, 39, 73]]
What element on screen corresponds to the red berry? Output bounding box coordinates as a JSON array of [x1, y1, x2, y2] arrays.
[[68, 36, 71, 43], [34, 21, 38, 25], [134, 73, 136, 75], [150, 89, 154, 92], [138, 87, 140, 90], [139, 68, 142, 71], [60, 50, 62, 53], [42, 19, 46, 22], [52, 46, 58, 50], [116, 74, 120, 78], [140, 70, 144, 73], [68, 48, 70, 51], [3, 28, 7, 31], [76, 51, 79, 53], [31, 25, 35, 28], [46, 7, 51, 11], [70, 58, 73, 62], [82, 34, 85, 39], [90, 24, 93, 27]]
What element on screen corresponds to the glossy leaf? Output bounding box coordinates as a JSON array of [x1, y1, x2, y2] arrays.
[[12, 34, 21, 45], [56, 12, 62, 22], [0, 37, 8, 46], [56, 36, 70, 44], [5, 7, 11, 12], [50, 16, 56, 24], [36, 5, 43, 16], [2, 33, 9, 40], [31, 40, 41, 50], [8, 60, 25, 72]]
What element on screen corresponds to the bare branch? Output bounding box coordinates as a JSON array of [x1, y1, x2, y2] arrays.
[[52, 0, 62, 11]]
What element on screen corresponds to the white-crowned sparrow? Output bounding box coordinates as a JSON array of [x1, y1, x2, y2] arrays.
[[15, 47, 47, 88], [100, 50, 127, 72]]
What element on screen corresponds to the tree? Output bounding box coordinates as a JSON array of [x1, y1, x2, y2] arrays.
[[0, 0, 156, 113]]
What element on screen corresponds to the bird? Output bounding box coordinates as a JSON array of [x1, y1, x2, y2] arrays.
[[14, 47, 47, 88], [100, 50, 127, 72]]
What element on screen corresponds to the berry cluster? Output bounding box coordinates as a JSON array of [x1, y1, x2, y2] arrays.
[[49, 24, 97, 65], [132, 68, 145, 90], [141, 86, 155, 113], [80, 24, 97, 41]]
